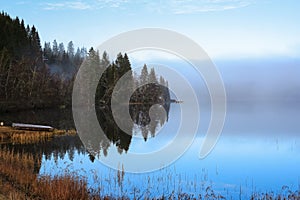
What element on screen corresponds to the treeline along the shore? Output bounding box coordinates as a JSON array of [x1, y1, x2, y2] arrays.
[[0, 12, 170, 112]]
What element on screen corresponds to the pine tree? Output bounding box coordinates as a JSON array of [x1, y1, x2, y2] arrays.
[[43, 42, 52, 61], [52, 39, 58, 57], [149, 67, 158, 83], [140, 64, 149, 85], [159, 76, 166, 86], [67, 41, 74, 59], [58, 42, 65, 62], [101, 51, 110, 67]]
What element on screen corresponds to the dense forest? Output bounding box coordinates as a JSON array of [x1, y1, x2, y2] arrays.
[[0, 12, 170, 113], [0, 11, 80, 111]]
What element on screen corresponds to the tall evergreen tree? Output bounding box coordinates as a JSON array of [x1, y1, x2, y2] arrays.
[[101, 51, 110, 67], [67, 41, 74, 59], [149, 67, 158, 83], [52, 40, 58, 57], [159, 76, 166, 86], [43, 42, 52, 60], [140, 64, 149, 85]]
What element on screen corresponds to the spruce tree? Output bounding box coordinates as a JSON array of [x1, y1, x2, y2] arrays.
[[140, 64, 149, 85], [149, 67, 158, 83]]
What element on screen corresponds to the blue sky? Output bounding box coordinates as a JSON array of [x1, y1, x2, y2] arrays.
[[1, 0, 300, 59]]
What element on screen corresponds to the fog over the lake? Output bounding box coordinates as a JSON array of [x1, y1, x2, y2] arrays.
[[128, 55, 300, 138], [217, 58, 300, 102], [130, 55, 300, 103]]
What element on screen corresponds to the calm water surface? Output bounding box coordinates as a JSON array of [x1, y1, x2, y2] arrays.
[[2, 100, 299, 198]]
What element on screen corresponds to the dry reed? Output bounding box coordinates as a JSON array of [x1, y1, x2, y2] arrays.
[[0, 126, 77, 144], [0, 147, 97, 200]]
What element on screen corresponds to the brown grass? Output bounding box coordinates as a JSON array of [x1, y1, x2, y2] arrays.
[[0, 126, 76, 144], [0, 147, 98, 200]]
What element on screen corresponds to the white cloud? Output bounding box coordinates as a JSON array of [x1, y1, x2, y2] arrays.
[[43, 1, 91, 10], [169, 0, 255, 14], [42, 0, 256, 12], [96, 0, 129, 8], [16, 1, 27, 5], [42, 0, 130, 10]]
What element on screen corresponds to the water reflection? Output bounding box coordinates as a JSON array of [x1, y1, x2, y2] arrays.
[[0, 135, 84, 173], [95, 94, 171, 155], [1, 101, 300, 199], [0, 85, 172, 157], [39, 136, 300, 199]]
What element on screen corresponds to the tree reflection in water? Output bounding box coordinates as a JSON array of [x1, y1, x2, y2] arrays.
[[0, 84, 172, 172], [95, 83, 171, 156]]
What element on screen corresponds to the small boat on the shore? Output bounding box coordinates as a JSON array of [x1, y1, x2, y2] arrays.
[[170, 99, 183, 103], [12, 123, 54, 132]]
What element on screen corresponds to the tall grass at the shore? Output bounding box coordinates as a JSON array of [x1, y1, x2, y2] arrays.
[[0, 126, 76, 144], [0, 147, 98, 200], [10, 131, 54, 143]]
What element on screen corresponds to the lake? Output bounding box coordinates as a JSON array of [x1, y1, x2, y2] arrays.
[[1, 99, 300, 199]]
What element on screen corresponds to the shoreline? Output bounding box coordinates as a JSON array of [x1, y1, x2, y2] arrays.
[[0, 126, 76, 144]]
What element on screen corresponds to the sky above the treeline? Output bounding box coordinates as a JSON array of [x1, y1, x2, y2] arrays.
[[1, 0, 300, 59]]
